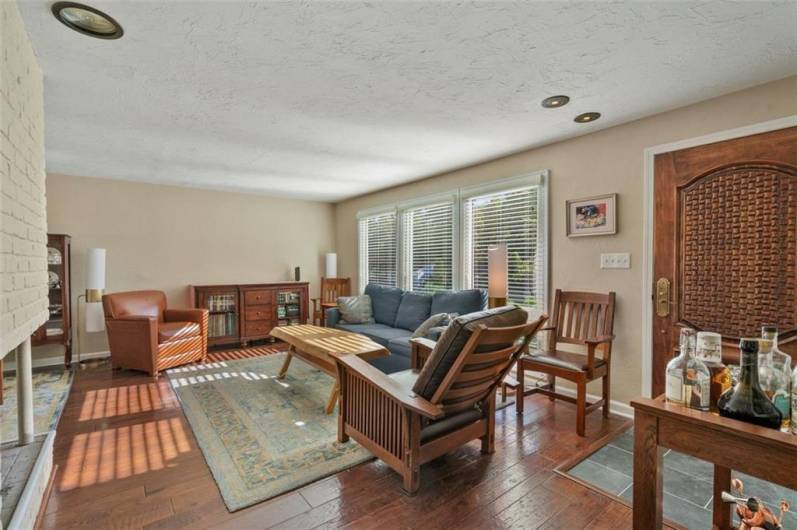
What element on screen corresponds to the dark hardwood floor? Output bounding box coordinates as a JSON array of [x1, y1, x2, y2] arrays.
[[41, 347, 661, 529]]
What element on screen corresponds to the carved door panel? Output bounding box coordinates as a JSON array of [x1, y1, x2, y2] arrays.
[[652, 126, 797, 396]]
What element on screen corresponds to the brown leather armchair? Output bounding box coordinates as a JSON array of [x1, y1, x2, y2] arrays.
[[102, 290, 209, 376]]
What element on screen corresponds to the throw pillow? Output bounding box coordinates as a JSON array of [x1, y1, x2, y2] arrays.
[[411, 313, 449, 339], [337, 295, 374, 324]]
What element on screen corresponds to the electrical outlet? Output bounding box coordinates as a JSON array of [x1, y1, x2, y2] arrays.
[[600, 253, 631, 269]]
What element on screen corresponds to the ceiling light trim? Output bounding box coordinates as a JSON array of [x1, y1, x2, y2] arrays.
[[51, 2, 124, 40]]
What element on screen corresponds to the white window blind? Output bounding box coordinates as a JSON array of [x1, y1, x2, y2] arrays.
[[358, 211, 398, 291], [464, 185, 544, 307], [402, 202, 454, 294]]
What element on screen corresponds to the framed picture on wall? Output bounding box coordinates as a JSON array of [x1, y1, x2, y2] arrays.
[[566, 193, 617, 237]]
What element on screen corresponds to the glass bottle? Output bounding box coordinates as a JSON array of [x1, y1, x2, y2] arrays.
[[792, 366, 797, 434], [665, 328, 710, 410], [717, 338, 782, 430], [696, 331, 731, 413], [758, 326, 792, 431]]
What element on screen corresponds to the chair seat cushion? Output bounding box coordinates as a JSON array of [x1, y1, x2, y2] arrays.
[[421, 408, 482, 442], [158, 321, 200, 343], [524, 349, 606, 372]]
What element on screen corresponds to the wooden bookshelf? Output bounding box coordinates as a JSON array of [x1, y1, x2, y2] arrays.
[[32, 234, 72, 366], [190, 282, 309, 347]]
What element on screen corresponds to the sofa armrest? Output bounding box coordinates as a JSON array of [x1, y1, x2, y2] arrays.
[[325, 307, 341, 328]]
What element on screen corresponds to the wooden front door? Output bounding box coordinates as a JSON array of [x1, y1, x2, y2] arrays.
[[652, 126, 797, 396]]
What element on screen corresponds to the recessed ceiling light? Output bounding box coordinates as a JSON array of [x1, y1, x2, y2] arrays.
[[541, 95, 570, 108], [52, 2, 123, 39], [574, 112, 601, 123]]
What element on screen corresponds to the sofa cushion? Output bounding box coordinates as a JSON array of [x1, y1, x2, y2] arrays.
[[336, 322, 412, 347], [412, 305, 528, 400], [394, 292, 432, 331], [337, 294, 373, 324], [158, 321, 200, 343], [364, 284, 405, 326], [387, 337, 411, 358], [430, 289, 486, 316]]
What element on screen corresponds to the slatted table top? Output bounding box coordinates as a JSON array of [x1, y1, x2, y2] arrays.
[[270, 324, 389, 361]]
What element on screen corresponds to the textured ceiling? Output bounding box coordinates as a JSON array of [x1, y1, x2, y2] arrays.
[[17, 1, 797, 202]]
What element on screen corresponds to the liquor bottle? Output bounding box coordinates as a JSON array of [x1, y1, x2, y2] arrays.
[[758, 326, 792, 431], [666, 328, 710, 410], [717, 338, 782, 429], [696, 331, 732, 413], [792, 365, 797, 434]]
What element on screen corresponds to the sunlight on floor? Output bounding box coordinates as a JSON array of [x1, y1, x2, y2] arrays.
[[77, 382, 169, 421], [168, 361, 290, 389], [59, 417, 192, 491]]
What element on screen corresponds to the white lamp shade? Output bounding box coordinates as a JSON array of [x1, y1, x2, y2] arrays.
[[86, 248, 106, 290], [85, 301, 105, 332], [487, 243, 508, 298], [325, 253, 338, 278]]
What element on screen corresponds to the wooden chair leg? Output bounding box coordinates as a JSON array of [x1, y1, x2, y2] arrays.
[[547, 374, 556, 401], [481, 395, 496, 454], [516, 362, 525, 415], [402, 412, 421, 494], [576, 381, 586, 436], [602, 372, 611, 418]]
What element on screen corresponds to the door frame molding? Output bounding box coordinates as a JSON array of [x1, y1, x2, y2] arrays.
[[641, 115, 797, 398]]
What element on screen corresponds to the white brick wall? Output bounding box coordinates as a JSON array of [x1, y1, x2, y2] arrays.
[[0, 0, 49, 357]]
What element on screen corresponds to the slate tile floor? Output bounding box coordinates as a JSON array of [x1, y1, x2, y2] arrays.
[[567, 427, 797, 529]]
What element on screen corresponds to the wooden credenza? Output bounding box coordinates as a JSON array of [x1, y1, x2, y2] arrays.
[[190, 282, 309, 348]]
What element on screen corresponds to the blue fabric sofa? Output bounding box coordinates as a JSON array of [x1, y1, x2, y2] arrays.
[[325, 283, 487, 373]]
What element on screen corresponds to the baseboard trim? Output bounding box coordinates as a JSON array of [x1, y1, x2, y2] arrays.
[[8, 430, 55, 530], [4, 351, 110, 372]]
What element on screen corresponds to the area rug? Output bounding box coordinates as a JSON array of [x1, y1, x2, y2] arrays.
[[0, 367, 74, 443], [564, 426, 797, 530], [166, 353, 372, 512]]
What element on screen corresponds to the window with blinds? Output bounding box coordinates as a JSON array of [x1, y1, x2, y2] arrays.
[[463, 185, 544, 307], [402, 202, 454, 294], [358, 211, 398, 290]]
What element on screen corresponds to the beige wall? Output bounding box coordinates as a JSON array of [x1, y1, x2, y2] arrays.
[[38, 173, 336, 359], [335, 75, 797, 404], [0, 0, 49, 357]]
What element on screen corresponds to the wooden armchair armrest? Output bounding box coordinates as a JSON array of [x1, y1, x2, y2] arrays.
[[584, 334, 615, 377], [332, 353, 444, 420], [410, 337, 436, 369], [584, 334, 615, 346]]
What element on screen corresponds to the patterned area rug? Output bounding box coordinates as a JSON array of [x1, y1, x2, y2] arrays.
[[167, 353, 372, 512], [1, 368, 74, 443]]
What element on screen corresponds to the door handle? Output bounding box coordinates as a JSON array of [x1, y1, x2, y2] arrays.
[[656, 278, 671, 317]]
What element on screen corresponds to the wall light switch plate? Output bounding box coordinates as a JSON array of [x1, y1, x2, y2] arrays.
[[600, 253, 631, 269]]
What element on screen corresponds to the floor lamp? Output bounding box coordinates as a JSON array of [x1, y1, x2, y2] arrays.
[[76, 248, 106, 365], [488, 243, 508, 308]]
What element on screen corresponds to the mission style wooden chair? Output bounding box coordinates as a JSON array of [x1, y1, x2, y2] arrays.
[[312, 277, 351, 326], [516, 289, 616, 436], [333, 306, 547, 493]]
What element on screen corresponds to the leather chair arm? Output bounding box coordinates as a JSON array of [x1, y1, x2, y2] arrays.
[[163, 308, 209, 360], [105, 315, 159, 369], [163, 308, 208, 324]]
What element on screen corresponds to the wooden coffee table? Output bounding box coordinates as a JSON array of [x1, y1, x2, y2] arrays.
[[270, 324, 389, 414]]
